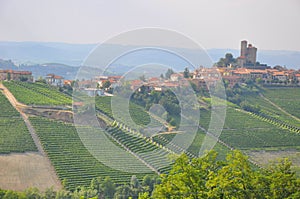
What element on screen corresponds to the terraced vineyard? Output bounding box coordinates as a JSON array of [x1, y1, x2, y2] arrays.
[[95, 96, 162, 130], [0, 92, 37, 153], [240, 90, 300, 127], [262, 87, 300, 119], [107, 125, 172, 174], [198, 107, 300, 150], [152, 131, 231, 160], [29, 117, 154, 190], [3, 81, 72, 106]]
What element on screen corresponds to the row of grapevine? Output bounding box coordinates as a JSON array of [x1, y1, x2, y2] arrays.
[[263, 87, 300, 119], [107, 122, 173, 174], [29, 116, 153, 190], [3, 81, 72, 106], [241, 91, 300, 127], [95, 96, 162, 131], [0, 92, 37, 153]]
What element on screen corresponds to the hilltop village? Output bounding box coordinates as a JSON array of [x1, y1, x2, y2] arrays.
[[0, 40, 300, 95]]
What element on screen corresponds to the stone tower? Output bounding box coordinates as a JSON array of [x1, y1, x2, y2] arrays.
[[240, 40, 247, 57], [237, 40, 257, 67]]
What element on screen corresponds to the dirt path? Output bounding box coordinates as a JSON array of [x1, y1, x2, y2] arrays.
[[0, 82, 62, 190], [259, 93, 300, 122]]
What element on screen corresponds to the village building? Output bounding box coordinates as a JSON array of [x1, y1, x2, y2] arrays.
[[0, 69, 33, 82], [45, 74, 64, 87]]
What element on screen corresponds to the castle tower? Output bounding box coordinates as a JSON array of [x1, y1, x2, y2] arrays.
[[240, 40, 247, 57], [246, 44, 257, 65]]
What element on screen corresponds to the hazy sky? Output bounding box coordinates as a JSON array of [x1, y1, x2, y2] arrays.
[[0, 0, 299, 50]]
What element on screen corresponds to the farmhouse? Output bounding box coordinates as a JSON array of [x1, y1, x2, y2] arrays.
[[45, 74, 64, 87], [0, 69, 33, 82]]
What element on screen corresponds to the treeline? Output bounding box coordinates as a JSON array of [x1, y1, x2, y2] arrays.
[[1, 150, 299, 199], [0, 175, 160, 199]]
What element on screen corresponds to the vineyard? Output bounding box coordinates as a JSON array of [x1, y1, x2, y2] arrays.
[[95, 96, 162, 130], [262, 87, 300, 119], [201, 107, 300, 149], [152, 130, 231, 160], [1, 81, 300, 189], [240, 90, 300, 127], [107, 124, 172, 174], [0, 92, 37, 153], [29, 117, 154, 190], [3, 81, 72, 106]]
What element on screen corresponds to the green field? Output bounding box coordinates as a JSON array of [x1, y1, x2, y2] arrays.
[[240, 88, 300, 127], [0, 92, 37, 153], [262, 87, 300, 119], [29, 117, 154, 190], [3, 81, 72, 106]]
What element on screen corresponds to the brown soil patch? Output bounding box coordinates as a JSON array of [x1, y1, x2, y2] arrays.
[[247, 150, 300, 170], [0, 152, 61, 191]]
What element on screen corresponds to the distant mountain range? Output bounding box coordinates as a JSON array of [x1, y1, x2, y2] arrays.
[[0, 41, 299, 79]]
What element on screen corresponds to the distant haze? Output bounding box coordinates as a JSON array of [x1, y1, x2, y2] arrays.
[[0, 42, 299, 70], [0, 0, 300, 51]]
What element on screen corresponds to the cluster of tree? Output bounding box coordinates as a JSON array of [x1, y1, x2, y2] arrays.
[[153, 150, 300, 199], [0, 175, 160, 199], [131, 89, 180, 127], [240, 101, 261, 114], [216, 53, 236, 67], [224, 79, 259, 104]]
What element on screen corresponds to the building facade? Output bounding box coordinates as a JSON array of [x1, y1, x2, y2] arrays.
[[0, 70, 33, 82]]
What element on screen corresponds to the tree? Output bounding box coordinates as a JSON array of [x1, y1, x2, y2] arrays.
[[102, 80, 111, 89], [264, 158, 300, 199], [206, 150, 255, 198], [153, 150, 300, 199], [36, 77, 47, 84], [24, 188, 42, 199], [165, 68, 174, 79], [101, 177, 116, 199], [19, 76, 28, 82], [44, 187, 56, 199], [114, 184, 133, 199], [183, 67, 190, 78], [7, 73, 11, 81], [130, 175, 142, 199], [90, 177, 102, 196], [217, 53, 236, 67], [139, 75, 146, 82], [142, 175, 155, 193], [152, 151, 220, 198]]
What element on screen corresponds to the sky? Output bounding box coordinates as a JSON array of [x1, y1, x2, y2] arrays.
[[0, 0, 300, 51]]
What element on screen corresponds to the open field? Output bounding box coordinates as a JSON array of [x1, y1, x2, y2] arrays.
[[247, 149, 300, 176], [0, 152, 61, 191]]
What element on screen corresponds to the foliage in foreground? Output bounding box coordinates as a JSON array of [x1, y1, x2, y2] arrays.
[[0, 150, 299, 199], [153, 150, 300, 199]]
